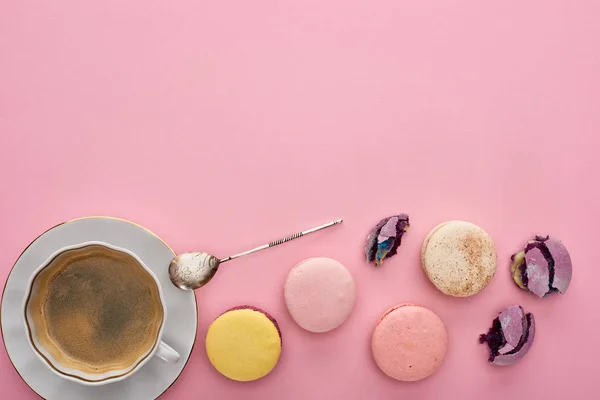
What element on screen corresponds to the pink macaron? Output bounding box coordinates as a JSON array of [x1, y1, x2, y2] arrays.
[[284, 257, 355, 333], [372, 304, 448, 381]]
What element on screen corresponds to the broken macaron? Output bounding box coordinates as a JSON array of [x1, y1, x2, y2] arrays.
[[365, 214, 410, 266], [510, 235, 572, 298], [479, 305, 535, 366]]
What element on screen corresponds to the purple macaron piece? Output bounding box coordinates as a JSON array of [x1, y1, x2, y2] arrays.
[[544, 237, 572, 294], [510, 235, 572, 298], [479, 305, 535, 366], [365, 214, 410, 267], [524, 247, 550, 297]]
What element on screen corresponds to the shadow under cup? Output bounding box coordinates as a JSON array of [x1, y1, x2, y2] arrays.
[[24, 243, 167, 385]]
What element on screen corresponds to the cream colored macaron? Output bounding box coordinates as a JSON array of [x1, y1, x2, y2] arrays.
[[421, 221, 497, 297]]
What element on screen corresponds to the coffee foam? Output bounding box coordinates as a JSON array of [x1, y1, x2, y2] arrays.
[[26, 245, 164, 375]]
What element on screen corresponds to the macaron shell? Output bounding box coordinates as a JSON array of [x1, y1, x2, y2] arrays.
[[497, 305, 525, 354], [365, 219, 388, 261], [422, 221, 497, 297], [420, 222, 450, 266], [284, 257, 355, 333], [524, 247, 551, 297], [377, 303, 419, 324], [205, 308, 282, 382], [379, 216, 400, 237], [544, 237, 572, 293], [372, 305, 448, 382]]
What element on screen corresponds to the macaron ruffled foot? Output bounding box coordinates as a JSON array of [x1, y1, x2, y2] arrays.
[[479, 305, 535, 366], [510, 235, 572, 298], [365, 214, 410, 266]]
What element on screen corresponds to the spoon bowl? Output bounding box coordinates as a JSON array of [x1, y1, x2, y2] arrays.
[[169, 252, 220, 290]]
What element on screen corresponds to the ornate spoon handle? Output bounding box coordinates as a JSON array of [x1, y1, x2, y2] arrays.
[[219, 219, 343, 263]]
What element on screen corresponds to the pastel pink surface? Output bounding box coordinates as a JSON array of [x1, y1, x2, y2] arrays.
[[1, 1, 599, 399], [372, 305, 448, 381], [284, 257, 355, 333]]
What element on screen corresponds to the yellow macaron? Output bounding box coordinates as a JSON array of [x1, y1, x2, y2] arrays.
[[205, 306, 282, 382]]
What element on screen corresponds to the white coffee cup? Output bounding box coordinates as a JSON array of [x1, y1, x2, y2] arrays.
[[23, 241, 180, 386]]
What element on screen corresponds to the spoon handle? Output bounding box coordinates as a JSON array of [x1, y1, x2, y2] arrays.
[[219, 219, 343, 263]]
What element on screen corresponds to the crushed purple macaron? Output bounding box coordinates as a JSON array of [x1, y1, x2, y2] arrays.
[[479, 305, 535, 366], [510, 235, 572, 298], [365, 214, 409, 267]]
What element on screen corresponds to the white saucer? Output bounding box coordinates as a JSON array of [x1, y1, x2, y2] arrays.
[[1, 217, 198, 400]]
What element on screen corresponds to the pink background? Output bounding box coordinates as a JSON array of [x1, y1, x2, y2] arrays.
[[1, 1, 599, 399]]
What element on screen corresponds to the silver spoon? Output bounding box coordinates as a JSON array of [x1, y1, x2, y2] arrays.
[[169, 219, 343, 290]]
